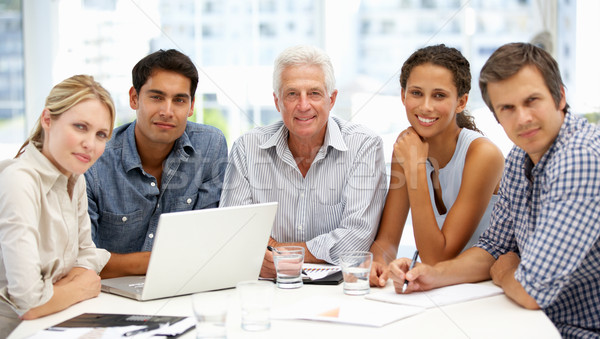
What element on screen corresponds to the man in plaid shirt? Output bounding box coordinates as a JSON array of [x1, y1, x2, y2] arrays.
[[387, 42, 600, 338]]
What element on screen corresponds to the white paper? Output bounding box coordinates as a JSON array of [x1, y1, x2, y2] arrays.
[[272, 296, 424, 327], [366, 283, 504, 308], [155, 317, 195, 336]]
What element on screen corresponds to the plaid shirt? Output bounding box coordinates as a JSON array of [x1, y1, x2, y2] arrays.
[[477, 112, 600, 338]]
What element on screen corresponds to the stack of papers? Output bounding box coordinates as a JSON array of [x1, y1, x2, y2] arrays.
[[302, 263, 341, 281], [366, 283, 504, 308]]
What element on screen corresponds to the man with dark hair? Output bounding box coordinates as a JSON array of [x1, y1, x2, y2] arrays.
[[388, 42, 600, 338], [86, 49, 228, 278]]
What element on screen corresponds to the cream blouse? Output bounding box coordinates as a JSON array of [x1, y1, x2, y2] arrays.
[[0, 143, 110, 323]]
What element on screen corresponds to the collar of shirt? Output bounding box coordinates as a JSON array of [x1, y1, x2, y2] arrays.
[[120, 121, 197, 173], [21, 142, 73, 196], [523, 111, 577, 180], [258, 116, 349, 158]]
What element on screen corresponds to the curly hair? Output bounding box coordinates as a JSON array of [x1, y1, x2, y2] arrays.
[[400, 44, 480, 133]]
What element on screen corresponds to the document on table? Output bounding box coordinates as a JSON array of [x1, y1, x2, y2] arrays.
[[25, 313, 195, 339], [366, 283, 504, 308], [302, 263, 341, 280], [272, 296, 424, 327]]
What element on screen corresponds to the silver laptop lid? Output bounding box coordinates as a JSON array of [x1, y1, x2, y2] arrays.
[[102, 202, 277, 301]]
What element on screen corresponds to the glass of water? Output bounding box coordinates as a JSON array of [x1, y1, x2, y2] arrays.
[[237, 280, 274, 331], [339, 251, 373, 295], [272, 246, 304, 289], [191, 292, 229, 338]]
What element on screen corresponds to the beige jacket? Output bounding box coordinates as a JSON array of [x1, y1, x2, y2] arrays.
[[0, 143, 110, 335]]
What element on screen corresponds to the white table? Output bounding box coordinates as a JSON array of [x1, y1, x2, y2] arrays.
[[9, 281, 560, 339]]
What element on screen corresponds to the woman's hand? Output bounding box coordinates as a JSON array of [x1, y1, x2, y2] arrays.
[[393, 127, 428, 175]]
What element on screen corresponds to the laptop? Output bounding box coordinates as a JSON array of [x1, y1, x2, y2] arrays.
[[101, 202, 278, 301]]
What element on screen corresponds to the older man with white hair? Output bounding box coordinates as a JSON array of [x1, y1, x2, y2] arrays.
[[221, 45, 386, 277]]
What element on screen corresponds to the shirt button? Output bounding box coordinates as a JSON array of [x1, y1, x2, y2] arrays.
[[122, 216, 127, 222], [151, 182, 156, 187], [149, 233, 154, 239], [300, 193, 305, 198], [298, 225, 303, 230], [186, 198, 192, 204]]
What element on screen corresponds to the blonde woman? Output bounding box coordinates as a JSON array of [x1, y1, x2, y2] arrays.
[[0, 75, 115, 336]]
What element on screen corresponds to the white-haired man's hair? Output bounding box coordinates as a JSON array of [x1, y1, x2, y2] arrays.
[[272, 45, 336, 97]]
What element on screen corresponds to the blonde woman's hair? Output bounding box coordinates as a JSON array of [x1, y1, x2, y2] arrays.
[[16, 74, 116, 157]]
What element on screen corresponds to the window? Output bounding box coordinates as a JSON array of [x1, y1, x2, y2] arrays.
[[1, 0, 598, 161], [0, 0, 24, 154]]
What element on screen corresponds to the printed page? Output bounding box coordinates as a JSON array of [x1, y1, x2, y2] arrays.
[[366, 283, 503, 308]]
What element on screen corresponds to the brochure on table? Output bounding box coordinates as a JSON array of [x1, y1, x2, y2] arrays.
[[272, 296, 425, 327]]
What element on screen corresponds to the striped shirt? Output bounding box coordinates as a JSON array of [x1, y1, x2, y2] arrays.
[[476, 111, 600, 338], [221, 116, 387, 264]]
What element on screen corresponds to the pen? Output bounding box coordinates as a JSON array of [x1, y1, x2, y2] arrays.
[[123, 322, 163, 337], [402, 250, 419, 293]]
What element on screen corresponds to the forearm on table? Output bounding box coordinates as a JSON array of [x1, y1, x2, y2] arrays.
[[21, 284, 82, 320], [497, 268, 540, 309], [268, 238, 325, 264], [433, 247, 495, 287], [22, 267, 102, 320], [99, 252, 151, 279]]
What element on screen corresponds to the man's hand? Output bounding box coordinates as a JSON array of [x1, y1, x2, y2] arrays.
[[490, 252, 520, 287], [260, 249, 276, 278]]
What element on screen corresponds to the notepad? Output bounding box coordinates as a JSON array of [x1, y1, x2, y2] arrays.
[[302, 263, 344, 285], [366, 283, 504, 308], [272, 296, 425, 327]]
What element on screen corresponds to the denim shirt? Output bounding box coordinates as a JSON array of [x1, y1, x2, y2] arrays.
[[85, 121, 228, 253]]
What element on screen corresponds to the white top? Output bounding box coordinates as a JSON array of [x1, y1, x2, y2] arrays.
[[425, 128, 499, 251], [0, 143, 110, 334]]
